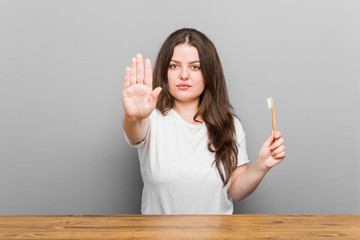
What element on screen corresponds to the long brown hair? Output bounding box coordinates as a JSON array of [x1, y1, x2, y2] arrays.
[[153, 28, 238, 187]]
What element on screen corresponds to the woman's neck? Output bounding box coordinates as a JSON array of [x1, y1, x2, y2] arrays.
[[173, 100, 203, 124]]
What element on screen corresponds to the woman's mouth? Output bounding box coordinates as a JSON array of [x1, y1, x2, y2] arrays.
[[176, 84, 191, 90]]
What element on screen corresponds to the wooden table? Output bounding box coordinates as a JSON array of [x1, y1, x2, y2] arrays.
[[0, 215, 359, 239]]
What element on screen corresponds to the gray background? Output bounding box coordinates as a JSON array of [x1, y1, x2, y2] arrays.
[[1, 0, 359, 214]]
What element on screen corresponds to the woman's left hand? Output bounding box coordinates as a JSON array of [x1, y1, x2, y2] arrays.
[[257, 131, 286, 170]]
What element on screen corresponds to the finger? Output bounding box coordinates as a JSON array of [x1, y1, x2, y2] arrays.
[[123, 66, 131, 90], [270, 137, 285, 151], [147, 87, 162, 107], [271, 145, 285, 157], [130, 58, 137, 85], [262, 131, 275, 148], [136, 54, 144, 85], [272, 151, 286, 160], [275, 131, 282, 140], [144, 58, 153, 88]]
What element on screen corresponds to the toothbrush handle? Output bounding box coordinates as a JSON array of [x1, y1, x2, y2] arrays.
[[271, 99, 277, 142], [272, 109, 276, 132]]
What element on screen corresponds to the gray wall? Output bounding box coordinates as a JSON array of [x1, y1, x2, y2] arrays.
[[1, 0, 359, 214]]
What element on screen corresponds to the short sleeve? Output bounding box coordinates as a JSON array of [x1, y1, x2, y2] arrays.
[[124, 126, 150, 148], [234, 117, 250, 166]]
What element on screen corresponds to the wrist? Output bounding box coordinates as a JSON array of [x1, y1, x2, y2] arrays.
[[123, 114, 146, 124], [252, 158, 271, 174]]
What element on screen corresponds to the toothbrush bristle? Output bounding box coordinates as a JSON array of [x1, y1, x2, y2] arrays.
[[267, 98, 272, 109]]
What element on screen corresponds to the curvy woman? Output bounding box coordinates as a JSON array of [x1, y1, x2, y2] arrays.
[[122, 28, 286, 214]]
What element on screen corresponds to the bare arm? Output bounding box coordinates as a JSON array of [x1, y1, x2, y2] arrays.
[[123, 115, 150, 144], [227, 163, 268, 202], [122, 54, 162, 143], [228, 131, 286, 202]]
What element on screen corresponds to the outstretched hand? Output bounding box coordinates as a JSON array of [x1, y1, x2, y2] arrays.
[[257, 131, 286, 170], [122, 54, 162, 121]]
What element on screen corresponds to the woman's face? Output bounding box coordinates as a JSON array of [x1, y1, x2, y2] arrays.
[[167, 44, 205, 107]]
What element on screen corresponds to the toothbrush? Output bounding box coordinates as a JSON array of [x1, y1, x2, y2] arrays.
[[267, 97, 277, 141]]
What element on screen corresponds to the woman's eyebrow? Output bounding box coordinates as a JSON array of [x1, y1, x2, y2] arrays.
[[170, 59, 200, 64]]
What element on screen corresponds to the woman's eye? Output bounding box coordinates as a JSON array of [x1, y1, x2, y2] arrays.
[[169, 64, 178, 69], [191, 65, 200, 70]]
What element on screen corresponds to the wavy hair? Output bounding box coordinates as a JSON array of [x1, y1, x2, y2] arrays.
[[153, 28, 238, 187]]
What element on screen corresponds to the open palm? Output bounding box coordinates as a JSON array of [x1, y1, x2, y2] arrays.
[[122, 54, 162, 121]]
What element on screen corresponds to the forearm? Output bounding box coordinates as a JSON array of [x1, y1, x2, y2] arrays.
[[123, 115, 149, 144], [227, 160, 270, 202]]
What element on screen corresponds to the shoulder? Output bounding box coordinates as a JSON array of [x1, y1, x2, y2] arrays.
[[233, 116, 246, 140], [233, 116, 244, 132], [151, 108, 172, 118], [149, 108, 177, 130], [149, 108, 165, 123], [151, 108, 162, 118]]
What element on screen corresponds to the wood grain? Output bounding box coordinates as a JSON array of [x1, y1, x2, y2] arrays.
[[0, 215, 359, 239]]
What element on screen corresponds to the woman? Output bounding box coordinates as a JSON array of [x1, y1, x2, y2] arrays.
[[122, 28, 286, 214]]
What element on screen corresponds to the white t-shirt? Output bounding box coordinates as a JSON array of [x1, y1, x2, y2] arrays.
[[125, 109, 249, 214]]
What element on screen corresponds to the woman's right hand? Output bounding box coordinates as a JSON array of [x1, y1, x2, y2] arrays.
[[122, 54, 162, 121]]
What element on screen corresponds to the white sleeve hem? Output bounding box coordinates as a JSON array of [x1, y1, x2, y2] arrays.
[[124, 124, 150, 148]]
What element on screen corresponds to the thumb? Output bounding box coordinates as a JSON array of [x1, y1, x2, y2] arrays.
[[148, 87, 162, 107], [262, 131, 275, 148]]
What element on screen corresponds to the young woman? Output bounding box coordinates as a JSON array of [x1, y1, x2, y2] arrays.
[[122, 28, 286, 214]]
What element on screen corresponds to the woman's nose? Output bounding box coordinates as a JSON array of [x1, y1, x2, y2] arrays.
[[180, 67, 189, 80]]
